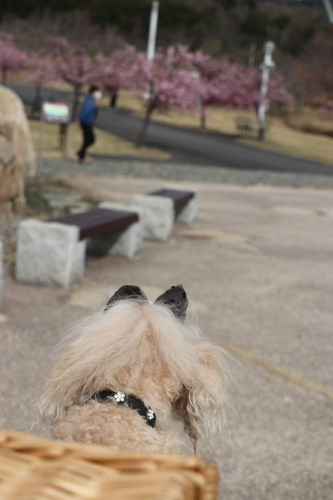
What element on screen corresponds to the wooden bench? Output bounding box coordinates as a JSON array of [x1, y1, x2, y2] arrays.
[[49, 208, 138, 241], [235, 115, 271, 138], [148, 188, 195, 217], [131, 186, 198, 241], [15, 208, 142, 288]]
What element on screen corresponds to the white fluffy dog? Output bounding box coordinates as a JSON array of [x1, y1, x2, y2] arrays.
[[38, 285, 228, 455]]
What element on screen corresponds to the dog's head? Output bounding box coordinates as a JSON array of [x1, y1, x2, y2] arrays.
[[38, 284, 227, 450], [105, 284, 188, 321]]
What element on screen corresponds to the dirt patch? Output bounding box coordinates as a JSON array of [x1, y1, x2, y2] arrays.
[[285, 112, 333, 138], [178, 228, 250, 245]]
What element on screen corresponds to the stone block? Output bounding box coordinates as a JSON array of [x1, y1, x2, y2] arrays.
[[87, 203, 143, 259], [130, 195, 174, 241], [165, 184, 198, 225], [16, 219, 86, 288], [0, 85, 36, 213], [0, 241, 3, 308]]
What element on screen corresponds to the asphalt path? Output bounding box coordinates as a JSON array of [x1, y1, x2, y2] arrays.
[[10, 83, 333, 176]]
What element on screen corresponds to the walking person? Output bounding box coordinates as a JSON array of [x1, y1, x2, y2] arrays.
[[77, 85, 102, 164]]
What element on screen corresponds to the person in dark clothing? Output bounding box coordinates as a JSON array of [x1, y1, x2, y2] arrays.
[[77, 85, 102, 164], [106, 84, 118, 110]]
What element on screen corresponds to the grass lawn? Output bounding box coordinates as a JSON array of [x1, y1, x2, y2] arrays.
[[28, 119, 170, 161], [238, 122, 333, 167], [116, 89, 333, 168]]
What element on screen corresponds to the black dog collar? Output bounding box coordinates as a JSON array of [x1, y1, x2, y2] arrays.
[[92, 390, 156, 428]]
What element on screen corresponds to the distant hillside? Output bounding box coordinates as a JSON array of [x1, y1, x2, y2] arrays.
[[1, 0, 332, 67], [2, 0, 333, 103]]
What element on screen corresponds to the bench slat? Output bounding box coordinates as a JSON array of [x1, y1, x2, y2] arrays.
[[48, 208, 138, 241], [148, 189, 194, 208]]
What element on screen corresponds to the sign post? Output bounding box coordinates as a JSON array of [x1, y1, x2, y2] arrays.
[[40, 102, 71, 157]]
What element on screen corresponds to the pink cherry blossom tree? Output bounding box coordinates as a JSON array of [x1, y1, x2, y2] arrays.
[[0, 33, 28, 85], [95, 43, 140, 108], [96, 43, 139, 89], [190, 53, 230, 129], [266, 70, 293, 107], [122, 46, 200, 146], [189, 49, 292, 129], [132, 43, 291, 142], [47, 37, 103, 121], [25, 51, 60, 116], [26, 52, 58, 90]]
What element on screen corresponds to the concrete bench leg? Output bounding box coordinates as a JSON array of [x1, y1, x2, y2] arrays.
[[165, 185, 198, 224], [87, 202, 143, 260], [16, 219, 86, 288], [0, 242, 3, 308], [130, 195, 174, 241]]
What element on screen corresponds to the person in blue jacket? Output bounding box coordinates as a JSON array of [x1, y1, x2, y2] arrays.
[[77, 85, 102, 163]]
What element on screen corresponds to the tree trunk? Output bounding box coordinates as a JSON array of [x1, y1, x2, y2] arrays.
[[72, 85, 81, 122], [200, 112, 206, 130], [2, 68, 7, 86], [35, 84, 41, 100], [31, 85, 42, 118], [258, 126, 265, 140], [136, 103, 155, 147]]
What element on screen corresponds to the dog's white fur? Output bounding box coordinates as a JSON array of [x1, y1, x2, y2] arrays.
[[38, 297, 228, 454]]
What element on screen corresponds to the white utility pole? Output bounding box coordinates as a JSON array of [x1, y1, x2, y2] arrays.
[[147, 1, 159, 61], [322, 0, 333, 22], [257, 41, 276, 140]]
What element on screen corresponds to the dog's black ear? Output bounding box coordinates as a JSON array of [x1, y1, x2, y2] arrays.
[[105, 285, 148, 311], [155, 285, 188, 321]]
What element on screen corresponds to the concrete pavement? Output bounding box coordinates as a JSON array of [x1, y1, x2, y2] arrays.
[[1, 174, 332, 499]]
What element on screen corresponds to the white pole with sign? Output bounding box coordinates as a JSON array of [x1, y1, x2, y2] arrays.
[[257, 41, 275, 140], [147, 1, 159, 61]]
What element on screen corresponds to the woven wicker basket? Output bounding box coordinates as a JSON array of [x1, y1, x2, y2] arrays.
[[0, 429, 217, 499]]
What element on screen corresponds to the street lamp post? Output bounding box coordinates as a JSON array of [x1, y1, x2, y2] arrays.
[[147, 1, 159, 61], [257, 41, 276, 140]]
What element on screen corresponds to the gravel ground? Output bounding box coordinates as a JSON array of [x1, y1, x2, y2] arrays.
[[1, 161, 333, 499], [37, 157, 333, 189]]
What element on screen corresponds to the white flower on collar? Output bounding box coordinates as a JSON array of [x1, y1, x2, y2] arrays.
[[146, 408, 155, 420], [114, 391, 125, 403]]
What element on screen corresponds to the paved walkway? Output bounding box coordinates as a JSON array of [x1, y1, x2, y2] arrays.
[[1, 166, 333, 499]]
